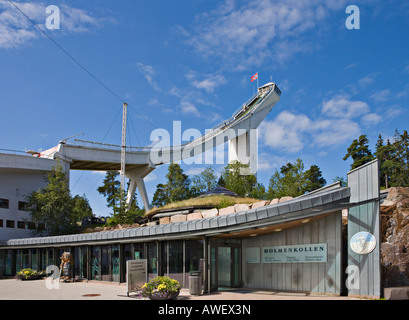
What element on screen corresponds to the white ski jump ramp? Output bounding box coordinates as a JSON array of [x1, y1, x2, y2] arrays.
[[37, 82, 281, 210]]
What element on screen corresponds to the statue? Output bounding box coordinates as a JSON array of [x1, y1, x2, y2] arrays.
[[60, 252, 73, 282]]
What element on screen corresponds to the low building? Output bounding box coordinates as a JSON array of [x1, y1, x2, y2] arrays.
[[0, 160, 382, 298], [0, 152, 57, 241]]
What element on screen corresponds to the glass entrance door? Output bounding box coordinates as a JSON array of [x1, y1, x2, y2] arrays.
[[210, 239, 241, 291], [218, 247, 231, 287]]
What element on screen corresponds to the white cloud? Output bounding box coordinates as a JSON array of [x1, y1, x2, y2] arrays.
[[0, 1, 102, 49], [357, 73, 377, 87], [312, 118, 361, 146], [180, 100, 201, 117], [321, 95, 370, 118], [370, 89, 390, 102], [182, 0, 348, 67], [259, 111, 312, 153], [361, 113, 382, 125], [186, 72, 226, 93], [136, 62, 160, 91], [259, 94, 376, 152]]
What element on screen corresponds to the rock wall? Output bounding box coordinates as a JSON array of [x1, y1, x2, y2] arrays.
[[380, 187, 409, 287]]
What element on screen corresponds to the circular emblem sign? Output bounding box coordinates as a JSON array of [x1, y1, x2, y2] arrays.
[[350, 232, 376, 255]]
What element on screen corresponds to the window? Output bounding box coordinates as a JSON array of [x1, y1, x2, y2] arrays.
[[168, 241, 183, 284], [0, 219, 3, 228], [17, 221, 26, 229], [18, 201, 29, 211], [6, 220, 14, 228], [91, 246, 101, 280], [0, 198, 9, 209]]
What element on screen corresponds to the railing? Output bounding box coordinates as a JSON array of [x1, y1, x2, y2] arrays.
[[69, 84, 276, 153], [0, 148, 30, 156]]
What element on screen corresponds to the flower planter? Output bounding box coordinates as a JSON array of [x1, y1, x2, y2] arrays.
[[16, 269, 45, 281], [149, 289, 180, 300], [140, 276, 181, 300]]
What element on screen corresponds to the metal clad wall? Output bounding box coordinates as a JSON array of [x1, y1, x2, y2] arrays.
[[347, 159, 381, 298], [242, 212, 342, 294]]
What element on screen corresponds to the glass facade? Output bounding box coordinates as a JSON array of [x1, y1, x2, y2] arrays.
[[0, 239, 207, 289], [168, 241, 183, 284], [111, 245, 120, 283], [91, 246, 100, 280], [147, 242, 158, 280], [101, 245, 110, 281]]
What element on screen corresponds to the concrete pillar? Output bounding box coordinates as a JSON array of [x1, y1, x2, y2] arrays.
[[228, 130, 258, 176], [125, 165, 155, 211]]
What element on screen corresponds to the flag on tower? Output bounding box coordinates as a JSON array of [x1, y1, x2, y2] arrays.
[[251, 72, 258, 82]]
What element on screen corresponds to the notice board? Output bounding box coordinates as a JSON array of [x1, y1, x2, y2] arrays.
[[126, 259, 147, 296]]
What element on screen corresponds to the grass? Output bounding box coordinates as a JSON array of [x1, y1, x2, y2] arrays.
[[146, 195, 263, 216]]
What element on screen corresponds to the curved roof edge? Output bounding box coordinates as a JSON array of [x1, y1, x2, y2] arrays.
[[1, 186, 351, 248]]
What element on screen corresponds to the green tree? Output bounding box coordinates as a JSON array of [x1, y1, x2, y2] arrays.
[[251, 182, 267, 200], [151, 163, 191, 207], [267, 158, 306, 199], [166, 163, 191, 203], [97, 171, 121, 214], [332, 176, 347, 187], [303, 165, 326, 193], [375, 134, 397, 189], [72, 194, 93, 221], [221, 161, 257, 197], [97, 171, 143, 225], [190, 167, 218, 196], [217, 175, 226, 188], [390, 129, 409, 187], [27, 162, 92, 236], [343, 134, 374, 170], [152, 183, 168, 208]]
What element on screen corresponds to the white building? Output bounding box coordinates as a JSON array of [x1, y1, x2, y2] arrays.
[[0, 152, 56, 241]]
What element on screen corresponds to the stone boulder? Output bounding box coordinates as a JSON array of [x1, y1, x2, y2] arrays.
[[234, 203, 250, 212], [201, 208, 219, 219], [381, 187, 409, 287], [170, 214, 187, 223], [252, 200, 268, 209], [187, 212, 203, 221], [218, 206, 235, 216], [279, 196, 293, 203]]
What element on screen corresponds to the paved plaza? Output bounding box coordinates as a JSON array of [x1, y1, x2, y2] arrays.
[[0, 279, 363, 300]]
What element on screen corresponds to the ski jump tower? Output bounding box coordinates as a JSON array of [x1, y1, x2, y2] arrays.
[[39, 82, 281, 211]]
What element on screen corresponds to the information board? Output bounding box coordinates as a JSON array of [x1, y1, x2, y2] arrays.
[[262, 243, 327, 263], [126, 259, 147, 296], [246, 247, 260, 263]]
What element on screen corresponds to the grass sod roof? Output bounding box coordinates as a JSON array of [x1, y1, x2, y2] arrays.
[[146, 195, 262, 217]]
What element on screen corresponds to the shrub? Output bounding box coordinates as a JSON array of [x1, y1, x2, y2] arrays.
[[140, 276, 180, 299], [16, 268, 45, 280]]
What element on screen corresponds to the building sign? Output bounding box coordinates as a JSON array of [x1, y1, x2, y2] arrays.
[[246, 247, 260, 263], [350, 232, 376, 255], [126, 259, 147, 296], [262, 243, 327, 263]]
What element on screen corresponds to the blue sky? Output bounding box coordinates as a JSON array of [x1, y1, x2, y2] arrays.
[[1, 0, 409, 216]]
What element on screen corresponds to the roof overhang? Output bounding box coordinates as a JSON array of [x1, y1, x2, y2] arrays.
[[1, 185, 352, 249]]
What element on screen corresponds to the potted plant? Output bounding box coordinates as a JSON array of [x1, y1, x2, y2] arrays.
[[140, 276, 181, 300], [16, 268, 45, 280]]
